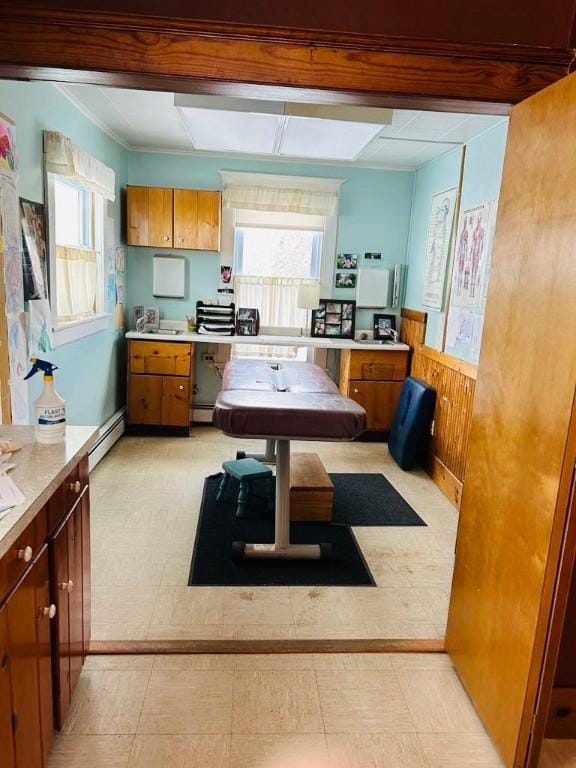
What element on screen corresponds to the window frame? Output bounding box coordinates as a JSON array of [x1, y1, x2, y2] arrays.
[[45, 171, 110, 346], [233, 224, 323, 280]]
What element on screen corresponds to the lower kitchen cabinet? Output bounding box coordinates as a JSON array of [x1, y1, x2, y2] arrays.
[[347, 380, 405, 431], [0, 451, 92, 766]]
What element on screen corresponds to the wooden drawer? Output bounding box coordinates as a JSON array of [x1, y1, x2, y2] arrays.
[[129, 340, 192, 376], [0, 513, 48, 602], [47, 463, 87, 535], [348, 350, 408, 381]]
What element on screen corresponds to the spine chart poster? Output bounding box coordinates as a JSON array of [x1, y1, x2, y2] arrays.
[[422, 187, 457, 310]]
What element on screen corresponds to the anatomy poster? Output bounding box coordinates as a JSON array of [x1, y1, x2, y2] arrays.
[[445, 202, 496, 363], [450, 203, 491, 308], [422, 187, 457, 310]]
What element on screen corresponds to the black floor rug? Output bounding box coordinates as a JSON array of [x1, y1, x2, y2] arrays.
[[331, 473, 426, 527], [189, 475, 375, 587]]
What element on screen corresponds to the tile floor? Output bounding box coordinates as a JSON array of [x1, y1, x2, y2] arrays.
[[47, 652, 507, 768], [90, 428, 457, 642]]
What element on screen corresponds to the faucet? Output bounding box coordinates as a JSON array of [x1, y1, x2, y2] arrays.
[[135, 315, 146, 333]]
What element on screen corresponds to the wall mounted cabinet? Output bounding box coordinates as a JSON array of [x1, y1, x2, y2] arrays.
[[126, 186, 221, 251]]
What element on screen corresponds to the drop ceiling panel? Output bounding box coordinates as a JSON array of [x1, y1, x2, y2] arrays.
[[279, 117, 383, 160], [178, 107, 279, 154]]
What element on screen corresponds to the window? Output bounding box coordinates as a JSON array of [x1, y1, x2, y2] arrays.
[[233, 210, 323, 359], [44, 130, 115, 345]]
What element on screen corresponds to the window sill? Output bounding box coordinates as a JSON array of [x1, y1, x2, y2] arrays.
[[54, 313, 111, 347]]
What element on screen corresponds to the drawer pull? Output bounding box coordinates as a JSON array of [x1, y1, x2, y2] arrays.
[[178, 385, 184, 391], [353, 388, 359, 394], [17, 546, 33, 563], [59, 580, 74, 593], [68, 480, 81, 493], [42, 604, 57, 620], [163, 235, 170, 241]]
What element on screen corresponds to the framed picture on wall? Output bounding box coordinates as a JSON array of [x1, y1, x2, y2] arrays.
[[311, 299, 356, 339]]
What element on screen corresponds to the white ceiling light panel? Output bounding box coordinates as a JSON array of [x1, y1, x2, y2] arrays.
[[279, 116, 383, 161], [178, 107, 279, 154]]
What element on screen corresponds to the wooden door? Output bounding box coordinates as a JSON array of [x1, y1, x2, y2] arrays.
[[128, 374, 163, 424], [161, 376, 190, 426], [34, 550, 54, 763], [127, 186, 173, 247], [196, 190, 221, 251], [51, 520, 70, 728], [67, 504, 83, 696], [446, 71, 576, 768], [348, 381, 403, 430], [6, 561, 43, 768], [0, 607, 16, 768], [174, 189, 221, 250]]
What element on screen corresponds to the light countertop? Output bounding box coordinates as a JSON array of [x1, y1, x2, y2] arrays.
[[125, 329, 410, 352], [0, 426, 98, 559]]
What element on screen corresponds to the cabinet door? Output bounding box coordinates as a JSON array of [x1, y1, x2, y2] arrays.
[[348, 381, 403, 431], [196, 191, 221, 251], [0, 607, 16, 768], [67, 505, 84, 698], [161, 376, 191, 427], [127, 186, 173, 247], [34, 550, 54, 764], [51, 520, 70, 729], [80, 459, 91, 658], [174, 189, 221, 251], [128, 374, 163, 425], [6, 560, 44, 768]]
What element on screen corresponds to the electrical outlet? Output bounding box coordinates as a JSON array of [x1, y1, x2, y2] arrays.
[[202, 353, 215, 363]]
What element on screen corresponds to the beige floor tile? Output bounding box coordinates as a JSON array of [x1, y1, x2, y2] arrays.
[[293, 624, 373, 640], [91, 623, 151, 641], [152, 654, 237, 671], [83, 656, 155, 672], [230, 734, 329, 768], [222, 624, 296, 640], [389, 653, 453, 671], [418, 733, 504, 766], [160, 556, 192, 586], [234, 654, 316, 670], [363, 620, 441, 639], [316, 671, 414, 733], [150, 586, 224, 626], [47, 735, 134, 768], [223, 588, 294, 625], [311, 653, 392, 670], [137, 671, 234, 734], [62, 671, 151, 735], [128, 734, 230, 768], [412, 586, 451, 626], [326, 733, 428, 768], [145, 623, 224, 640], [290, 587, 365, 626], [91, 587, 160, 625], [356, 587, 431, 625], [396, 669, 485, 733], [233, 671, 323, 734]]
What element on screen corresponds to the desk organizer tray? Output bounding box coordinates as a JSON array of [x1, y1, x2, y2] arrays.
[[196, 301, 235, 335]]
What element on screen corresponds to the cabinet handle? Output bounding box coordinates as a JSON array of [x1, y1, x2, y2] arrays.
[[353, 388, 359, 394], [68, 480, 81, 493], [17, 546, 33, 563], [42, 604, 57, 619], [178, 385, 184, 390], [163, 235, 170, 241], [59, 580, 74, 593]]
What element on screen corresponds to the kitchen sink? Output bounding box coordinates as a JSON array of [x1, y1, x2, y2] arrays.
[[142, 328, 184, 335]]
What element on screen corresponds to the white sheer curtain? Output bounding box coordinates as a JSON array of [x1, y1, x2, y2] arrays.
[[56, 246, 98, 322], [234, 275, 319, 359]]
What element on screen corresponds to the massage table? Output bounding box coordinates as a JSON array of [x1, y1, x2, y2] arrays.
[[212, 359, 366, 560]]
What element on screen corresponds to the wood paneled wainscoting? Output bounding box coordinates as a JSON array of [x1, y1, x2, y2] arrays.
[[400, 309, 476, 508]]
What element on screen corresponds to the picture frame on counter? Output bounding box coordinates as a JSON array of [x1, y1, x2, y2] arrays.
[[311, 299, 356, 339], [236, 307, 260, 336], [373, 313, 396, 339]]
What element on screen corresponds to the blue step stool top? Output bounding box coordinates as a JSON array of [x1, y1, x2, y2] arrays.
[[222, 458, 273, 480]]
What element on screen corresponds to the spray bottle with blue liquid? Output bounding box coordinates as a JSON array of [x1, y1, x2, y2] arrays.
[[24, 358, 66, 444]]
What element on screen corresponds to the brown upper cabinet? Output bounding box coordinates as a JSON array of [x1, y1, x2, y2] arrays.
[[126, 186, 221, 251]]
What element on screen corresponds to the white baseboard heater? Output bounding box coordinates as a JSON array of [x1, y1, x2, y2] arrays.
[[88, 406, 126, 471], [193, 405, 214, 423]]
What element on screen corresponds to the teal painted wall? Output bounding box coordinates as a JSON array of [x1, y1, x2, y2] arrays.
[[0, 80, 128, 426], [404, 121, 508, 355], [127, 153, 414, 404]]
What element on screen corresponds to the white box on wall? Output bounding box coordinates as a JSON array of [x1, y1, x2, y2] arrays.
[[356, 267, 392, 307]]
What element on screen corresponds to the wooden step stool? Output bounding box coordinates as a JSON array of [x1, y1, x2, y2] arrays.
[[290, 453, 334, 522]]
